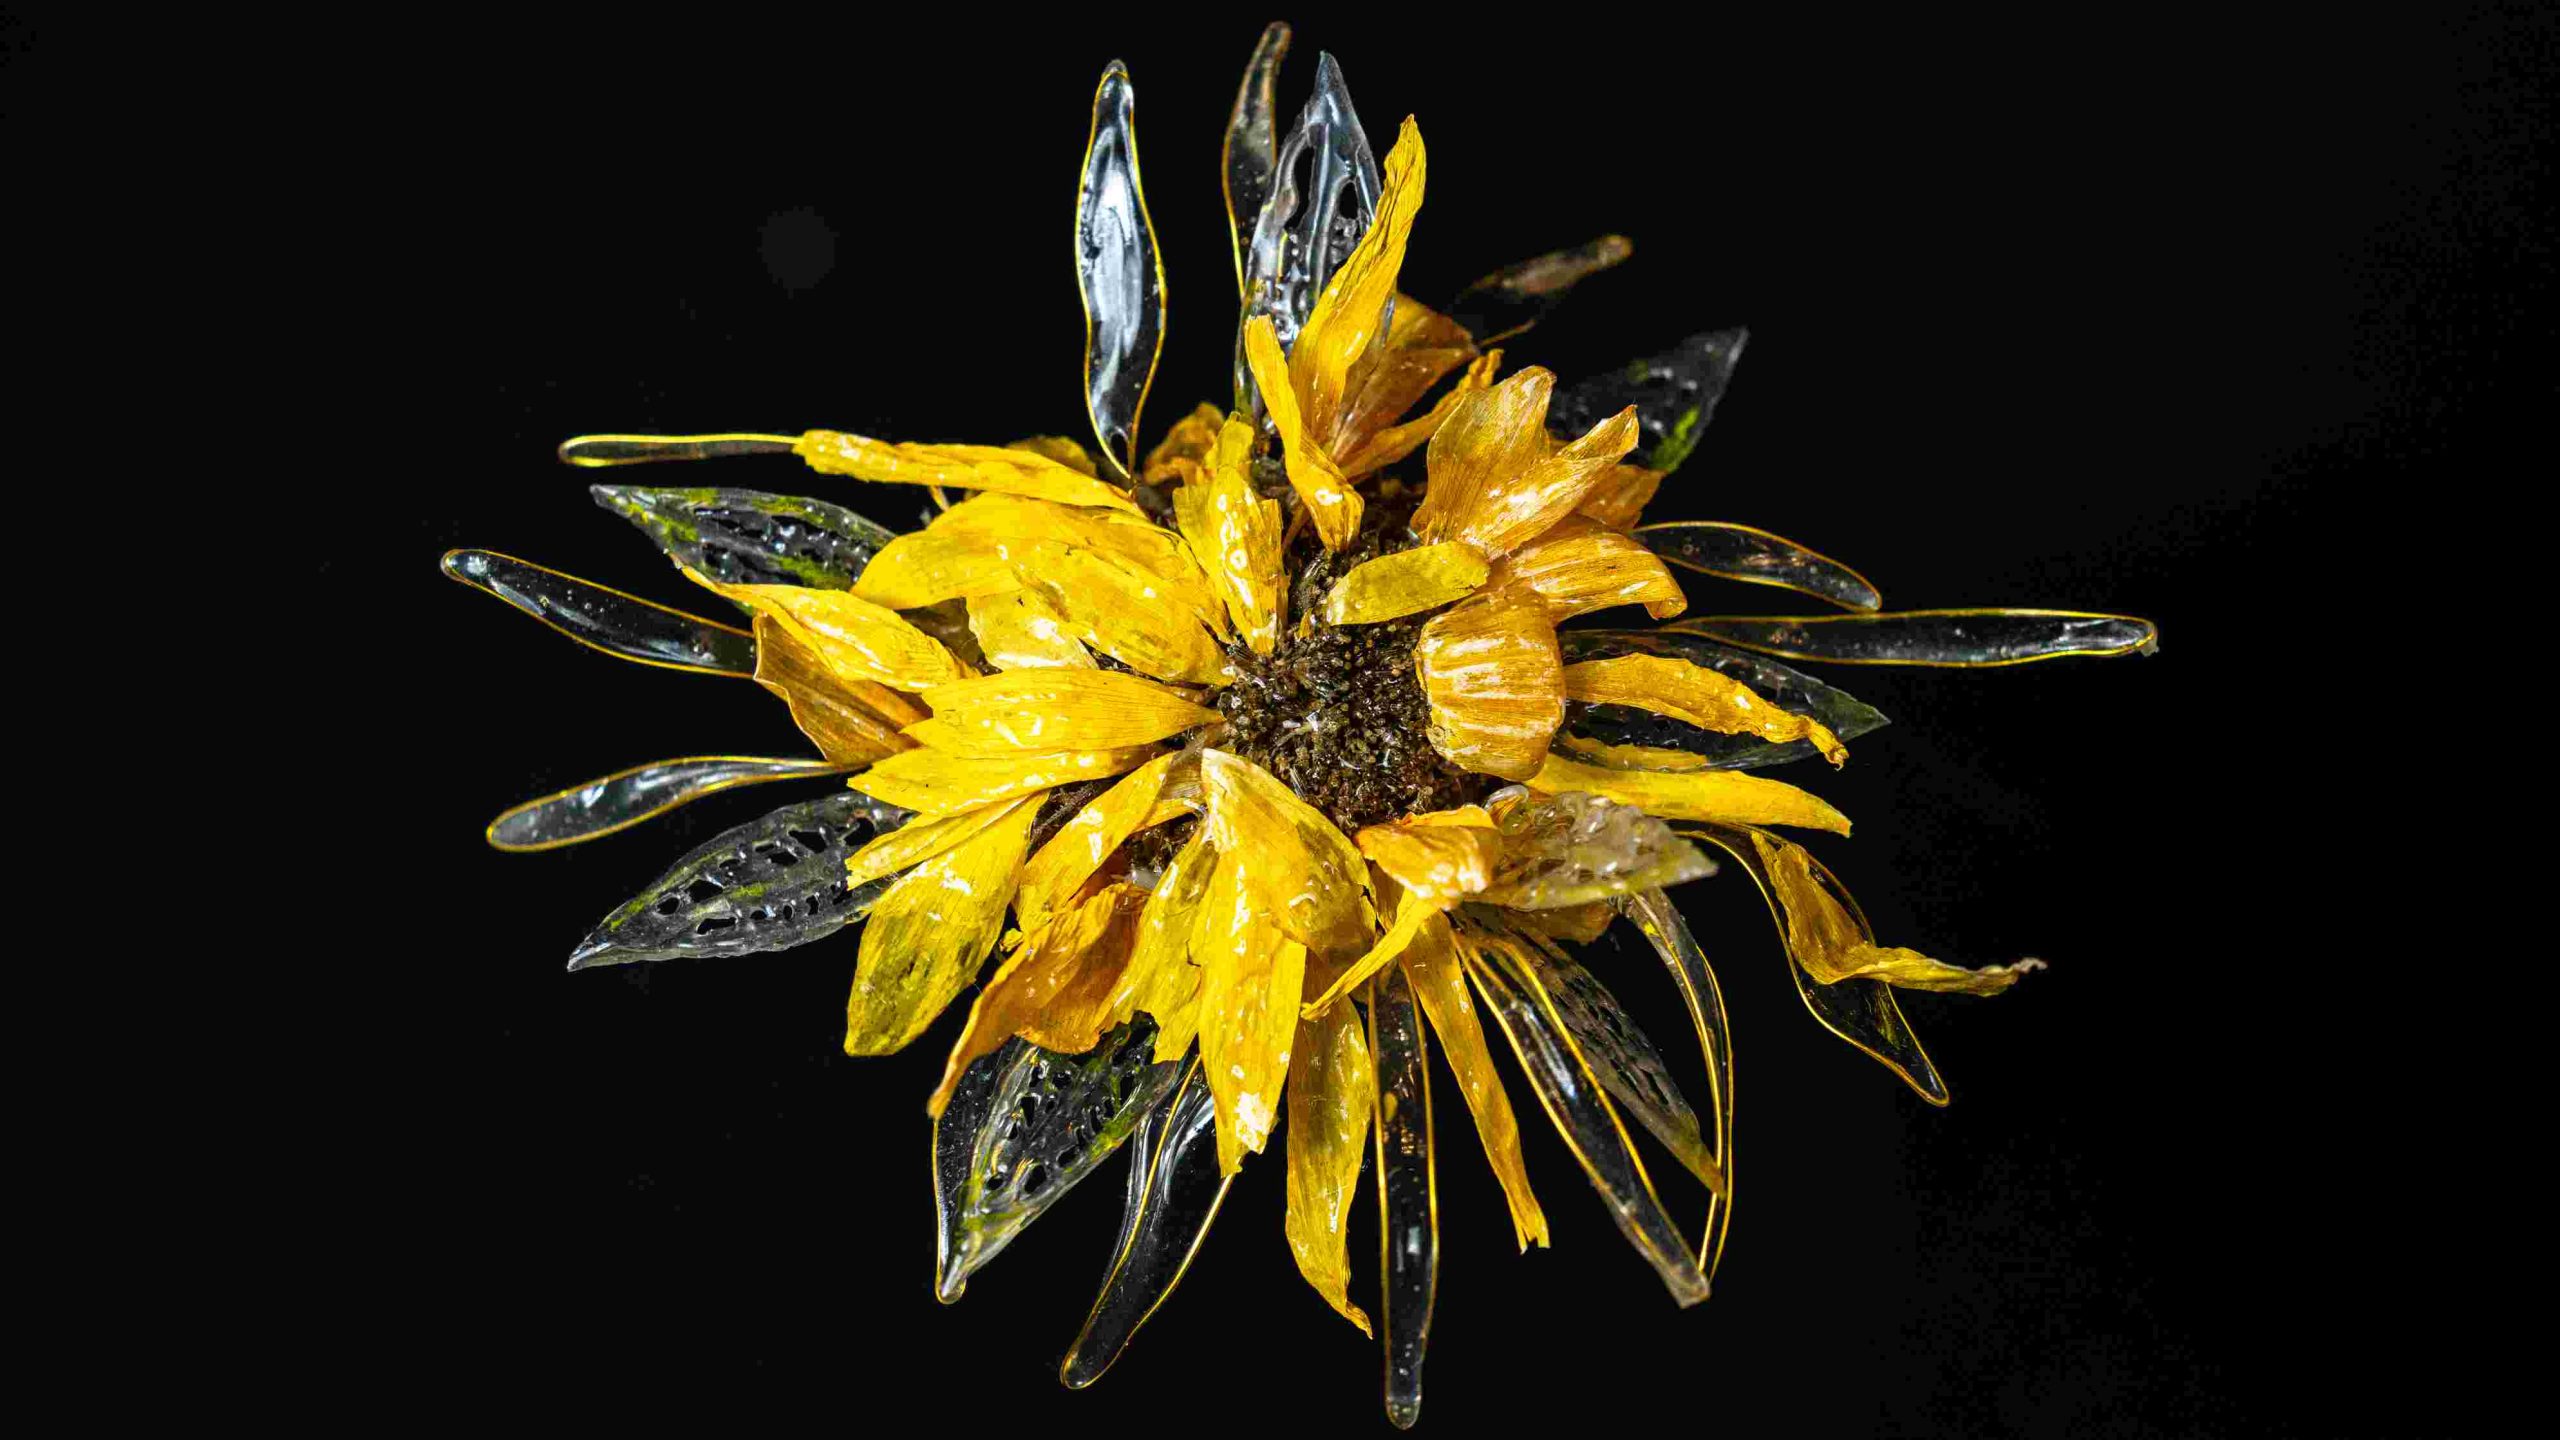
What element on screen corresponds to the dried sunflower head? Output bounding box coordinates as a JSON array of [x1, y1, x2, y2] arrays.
[[441, 21, 2154, 1429]]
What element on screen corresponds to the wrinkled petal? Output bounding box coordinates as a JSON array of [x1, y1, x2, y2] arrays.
[[1748, 830, 2042, 994], [1008, 435, 1100, 476], [1016, 752, 1183, 931], [903, 670, 1217, 756], [1115, 825, 1217, 1062], [1322, 541, 1492, 625], [965, 587, 1094, 671], [1340, 346, 1504, 478], [850, 744, 1161, 817], [929, 883, 1149, 1112], [1575, 464, 1665, 530], [1529, 753, 1850, 834], [847, 795, 1040, 1055], [1192, 847, 1309, 1172], [1477, 790, 1714, 908], [1293, 117, 1428, 451], [1200, 749, 1378, 964], [926, 493, 1230, 641], [689, 569, 963, 691], [1331, 294, 1474, 472], [1400, 915, 1547, 1250], [1494, 514, 1686, 622], [1171, 418, 1286, 653], [1141, 403, 1226, 487], [1014, 541, 1230, 685], [845, 796, 1029, 890], [1286, 991, 1376, 1335], [1415, 588, 1565, 780], [1565, 654, 1849, 767], [851, 530, 1024, 610], [1410, 367, 1552, 549], [1245, 314, 1364, 551], [1354, 806, 1500, 902], [750, 614, 923, 765], [794, 431, 1143, 513]]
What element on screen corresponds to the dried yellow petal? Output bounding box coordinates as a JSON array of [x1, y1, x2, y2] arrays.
[[1400, 915, 1549, 1250], [1200, 749, 1377, 965], [1554, 734, 1714, 772], [688, 569, 963, 692], [1293, 118, 1428, 449], [845, 796, 1029, 890], [1013, 541, 1229, 686], [1330, 295, 1474, 476], [1415, 587, 1565, 780], [1338, 344, 1501, 478], [1564, 654, 1848, 766], [1171, 418, 1286, 654], [1496, 514, 1687, 622], [928, 882, 1149, 1113], [1191, 848, 1308, 1173], [1410, 366, 1551, 549], [1354, 807, 1501, 903], [1301, 885, 1435, 1017], [1285, 994, 1376, 1336], [902, 670, 1217, 756], [1320, 541, 1492, 625], [751, 614, 919, 765], [849, 743, 1160, 816], [1113, 825, 1215, 1062], [1513, 901, 1618, 944], [846, 794, 1039, 1056], [964, 588, 1094, 671], [1014, 752, 1181, 931], [1140, 402, 1225, 486], [1751, 831, 2041, 994], [849, 529, 1023, 611], [1529, 753, 1851, 834], [1244, 314, 1364, 551], [1576, 463, 1665, 530], [794, 431, 1142, 513], [926, 493, 1229, 640], [1008, 434, 1099, 476]]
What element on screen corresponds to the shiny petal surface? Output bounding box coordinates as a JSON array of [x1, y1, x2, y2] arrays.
[[1636, 521, 1881, 611], [1171, 418, 1286, 653], [1332, 294, 1476, 477], [1200, 749, 1378, 963], [1565, 654, 1850, 767], [1672, 608, 2161, 667], [589, 484, 897, 591], [1753, 829, 2040, 994], [794, 432, 1143, 513], [1340, 344, 1503, 478], [1450, 234, 1635, 345], [1547, 328, 1748, 475], [1478, 790, 1715, 909], [1575, 464, 1665, 530], [1561, 629, 1890, 770], [844, 796, 1030, 891], [1400, 919, 1547, 1250], [1244, 314, 1365, 550], [1139, 403, 1224, 487], [845, 795, 1039, 1055], [1415, 588, 1565, 781], [1221, 23, 1291, 297], [1077, 61, 1166, 479], [1355, 808, 1501, 904], [689, 570, 962, 691], [1015, 752, 1182, 931], [1321, 541, 1491, 625], [1014, 541, 1230, 685], [1060, 1056, 1235, 1388], [1529, 753, 1850, 834], [1240, 50, 1381, 361], [566, 793, 909, 969], [931, 883, 1149, 1111], [1495, 515, 1687, 621], [486, 755, 850, 852], [847, 529, 1023, 610], [965, 587, 1095, 671], [1624, 888, 1737, 1281], [1293, 117, 1428, 451], [440, 549, 756, 675], [1409, 367, 1552, 550], [903, 670, 1216, 756], [1192, 847, 1309, 1173], [1286, 989, 1376, 1335], [1370, 963, 1436, 1429], [848, 744, 1159, 817], [752, 614, 923, 764], [1116, 826, 1216, 1062]]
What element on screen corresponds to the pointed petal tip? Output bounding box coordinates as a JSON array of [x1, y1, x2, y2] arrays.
[[934, 1268, 967, 1305], [564, 935, 615, 971]]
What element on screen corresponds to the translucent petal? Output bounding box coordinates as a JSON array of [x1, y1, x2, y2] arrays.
[[1477, 790, 1715, 909], [1292, 117, 1426, 445], [1493, 514, 1686, 622], [1015, 752, 1181, 931], [1529, 753, 1850, 834], [1059, 1056, 1236, 1388], [793, 432, 1144, 513], [1221, 23, 1291, 298], [933, 1020, 1184, 1301], [565, 792, 909, 969], [1546, 328, 1748, 475], [1077, 61, 1166, 480], [1623, 888, 1737, 1282], [589, 484, 897, 591], [1008, 435, 1100, 476], [1399, 916, 1547, 1251], [1560, 629, 1889, 771], [965, 587, 1095, 671], [1013, 541, 1230, 685], [1200, 749, 1378, 964], [1636, 521, 1881, 611], [1286, 985, 1376, 1336], [440, 548, 756, 675], [844, 795, 1029, 890], [1244, 314, 1364, 551], [558, 432, 800, 468], [930, 883, 1148, 1110], [1321, 541, 1491, 625], [1514, 900, 1617, 944], [1575, 464, 1664, 530], [1191, 846, 1310, 1173], [845, 794, 1040, 1055], [1339, 345, 1503, 479], [686, 569, 963, 691], [1415, 588, 1565, 781], [1369, 962, 1436, 1428], [1449, 234, 1635, 345], [1671, 608, 2161, 667], [925, 492, 1229, 639], [1354, 807, 1501, 903], [1764, 829, 2038, 993], [752, 614, 923, 765], [1239, 50, 1381, 363], [848, 743, 1160, 817], [1169, 418, 1285, 654], [1409, 368, 1552, 550], [1456, 919, 1710, 1306], [1302, 885, 1437, 1018], [1115, 826, 1216, 1063], [1564, 654, 1849, 768], [1681, 823, 1949, 1104], [902, 671, 1216, 757], [847, 529, 1024, 610], [1331, 295, 1476, 478], [486, 755, 851, 853], [1554, 737, 1714, 772], [1139, 403, 1225, 487]]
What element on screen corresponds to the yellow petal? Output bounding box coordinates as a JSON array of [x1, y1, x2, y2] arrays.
[[1295, 117, 1428, 448], [846, 794, 1039, 1056], [845, 795, 1030, 890], [1495, 514, 1687, 622], [1512, 901, 1618, 943], [1300, 885, 1436, 1017], [1415, 587, 1565, 780], [1191, 847, 1309, 1173], [1286, 994, 1376, 1336], [1576, 463, 1665, 530], [1171, 418, 1286, 654], [1459, 403, 1642, 557], [750, 614, 920, 765], [850, 529, 1023, 611], [1140, 402, 1226, 486], [928, 493, 1230, 640], [1528, 753, 1851, 834], [688, 569, 963, 691], [848, 743, 1161, 816], [1200, 749, 1377, 965], [1555, 734, 1713, 772], [1015, 752, 1182, 931], [1330, 294, 1474, 474], [902, 670, 1217, 756], [1354, 807, 1501, 903], [1410, 367, 1554, 549], [1750, 831, 2041, 994], [1113, 824, 1216, 1061], [794, 431, 1142, 513], [964, 587, 1095, 671], [1012, 541, 1229, 686], [1563, 654, 1849, 766], [1320, 541, 1492, 625], [1337, 344, 1502, 478], [1008, 434, 1100, 476], [1245, 315, 1364, 551], [927, 882, 1149, 1112], [1400, 915, 1549, 1250]]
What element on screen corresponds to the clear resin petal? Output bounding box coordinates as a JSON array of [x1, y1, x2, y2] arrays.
[[1221, 23, 1291, 297], [1370, 963, 1437, 1430], [1672, 608, 2160, 667], [1559, 629, 1889, 771], [1635, 520, 1881, 611], [1060, 1053, 1235, 1388], [1449, 235, 1635, 345], [1077, 61, 1166, 479], [440, 548, 756, 675], [1240, 51, 1380, 369], [1546, 328, 1748, 475], [485, 755, 850, 852], [589, 483, 897, 590], [1623, 888, 1737, 1281], [1477, 790, 1714, 909]]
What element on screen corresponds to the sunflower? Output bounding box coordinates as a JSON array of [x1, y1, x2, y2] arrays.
[[442, 23, 2155, 1429]]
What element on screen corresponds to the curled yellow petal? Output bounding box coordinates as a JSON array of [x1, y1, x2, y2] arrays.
[[1301, 885, 1437, 1018], [1411, 366, 1552, 550], [927, 882, 1149, 1113], [1172, 418, 1285, 654], [1338, 344, 1501, 478], [1529, 753, 1850, 834], [1400, 915, 1549, 1250], [1495, 514, 1687, 622], [750, 614, 920, 765], [1354, 807, 1500, 903], [1285, 995, 1376, 1336], [847, 794, 1039, 1056], [1415, 587, 1565, 780], [1008, 434, 1100, 476], [903, 670, 1217, 756], [1320, 541, 1492, 625], [845, 796, 1027, 890], [1013, 541, 1229, 686], [1244, 314, 1363, 552], [1294, 117, 1428, 450], [1330, 295, 1475, 476], [689, 570, 963, 692], [1200, 749, 1377, 965], [848, 743, 1160, 817], [794, 431, 1142, 513], [1751, 831, 2041, 994], [1014, 752, 1182, 931], [927, 493, 1230, 641], [1576, 463, 1665, 530], [1114, 825, 1215, 1062], [1564, 654, 1848, 766], [1140, 402, 1225, 486], [1462, 404, 1643, 557], [964, 587, 1094, 671], [1192, 847, 1308, 1173]]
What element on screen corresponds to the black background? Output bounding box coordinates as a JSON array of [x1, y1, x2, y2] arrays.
[[347, 9, 2546, 1435]]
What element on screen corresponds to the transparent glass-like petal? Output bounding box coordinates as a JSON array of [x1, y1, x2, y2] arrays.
[[1457, 920, 1711, 1306], [588, 483, 897, 591], [1623, 888, 1737, 1281], [1239, 51, 1381, 391], [1681, 822, 1949, 1105], [1222, 22, 1291, 298], [933, 1019, 1185, 1302], [1560, 629, 1889, 771], [1077, 61, 1166, 480], [1478, 790, 1714, 909], [1545, 328, 1748, 475], [1671, 609, 2161, 667], [1635, 520, 1881, 611], [1370, 963, 1437, 1430], [1060, 1053, 1237, 1389], [485, 755, 850, 852], [1448, 235, 1635, 346], [564, 792, 910, 969], [439, 548, 755, 675]]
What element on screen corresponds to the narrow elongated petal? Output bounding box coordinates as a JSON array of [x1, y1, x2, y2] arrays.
[[794, 431, 1143, 512], [1115, 826, 1216, 1062], [1757, 830, 2040, 993], [1561, 629, 1890, 771], [589, 484, 897, 590], [440, 549, 756, 675], [1415, 588, 1565, 780], [1016, 752, 1182, 930], [1013, 541, 1230, 685], [844, 796, 1030, 890], [1495, 514, 1687, 621], [1624, 888, 1737, 1281], [846, 796, 1039, 1055], [752, 614, 922, 764], [1369, 963, 1436, 1428], [1200, 749, 1378, 964], [1554, 737, 1715, 771], [1355, 808, 1501, 903], [1286, 990, 1376, 1335], [1239, 50, 1381, 358], [1244, 314, 1364, 550], [965, 587, 1094, 670], [1478, 790, 1714, 908], [486, 755, 851, 852], [1008, 435, 1100, 475], [1076, 61, 1166, 479], [1636, 521, 1881, 611], [1672, 608, 2161, 666], [1221, 24, 1291, 297], [689, 570, 963, 691], [1400, 919, 1548, 1250], [903, 670, 1217, 756], [1059, 1057, 1236, 1388], [930, 883, 1149, 1112], [1339, 345, 1503, 478], [1530, 753, 1850, 834], [1565, 654, 1849, 767], [849, 744, 1159, 817], [1171, 418, 1285, 652], [1322, 541, 1491, 625], [1302, 885, 1438, 1017], [1294, 116, 1426, 447], [1192, 848, 1309, 1172]]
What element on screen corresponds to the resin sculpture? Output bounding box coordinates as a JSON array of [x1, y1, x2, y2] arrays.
[[443, 22, 2155, 1427]]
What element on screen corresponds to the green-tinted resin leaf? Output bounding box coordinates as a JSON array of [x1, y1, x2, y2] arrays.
[[440, 548, 756, 674], [1060, 1053, 1233, 1388], [1560, 629, 1888, 770], [1545, 328, 1746, 474], [590, 484, 897, 590]]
